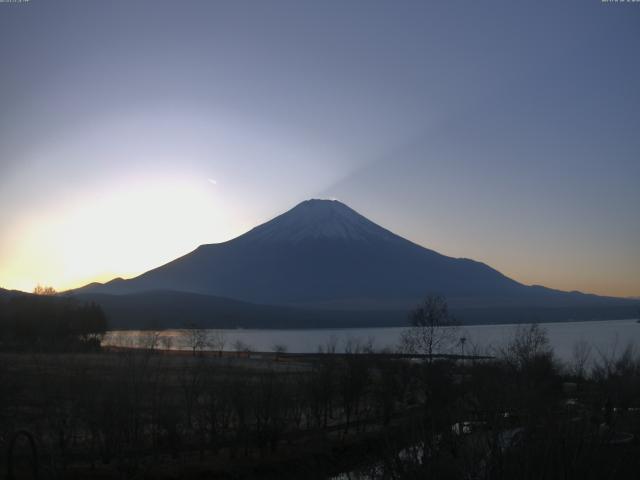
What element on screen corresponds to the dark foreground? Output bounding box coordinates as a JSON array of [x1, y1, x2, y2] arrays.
[[3, 328, 640, 479]]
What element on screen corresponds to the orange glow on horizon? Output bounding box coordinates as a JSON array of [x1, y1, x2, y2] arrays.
[[0, 175, 247, 294]]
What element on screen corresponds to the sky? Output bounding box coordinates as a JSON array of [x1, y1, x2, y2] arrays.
[[0, 0, 638, 297]]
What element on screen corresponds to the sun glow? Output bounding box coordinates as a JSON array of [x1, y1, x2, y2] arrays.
[[0, 176, 237, 292]]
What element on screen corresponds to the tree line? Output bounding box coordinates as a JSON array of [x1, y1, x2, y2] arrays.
[[0, 287, 107, 351]]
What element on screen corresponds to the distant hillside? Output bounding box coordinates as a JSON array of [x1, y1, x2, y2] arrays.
[[2, 286, 637, 330], [0, 287, 31, 300], [73, 290, 639, 330], [74, 290, 406, 329]]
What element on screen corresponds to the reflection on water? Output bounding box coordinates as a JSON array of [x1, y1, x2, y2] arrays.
[[103, 318, 640, 362]]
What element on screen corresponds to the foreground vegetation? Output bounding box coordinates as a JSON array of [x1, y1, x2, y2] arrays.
[[3, 324, 640, 479], [2, 294, 640, 479]]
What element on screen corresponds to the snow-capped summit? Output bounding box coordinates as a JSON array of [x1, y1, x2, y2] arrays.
[[239, 199, 398, 244]]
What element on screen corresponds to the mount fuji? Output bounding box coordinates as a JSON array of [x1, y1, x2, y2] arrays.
[[72, 199, 636, 327]]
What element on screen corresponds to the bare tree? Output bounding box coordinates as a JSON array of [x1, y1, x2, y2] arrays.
[[271, 343, 287, 361], [499, 323, 552, 369], [33, 285, 57, 296], [138, 330, 161, 351], [344, 336, 374, 354], [233, 339, 252, 357], [318, 335, 338, 354], [159, 334, 174, 351], [569, 339, 592, 379], [400, 295, 458, 360], [183, 324, 209, 356], [209, 330, 226, 357]]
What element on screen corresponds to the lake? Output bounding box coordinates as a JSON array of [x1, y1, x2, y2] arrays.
[[104, 318, 640, 363]]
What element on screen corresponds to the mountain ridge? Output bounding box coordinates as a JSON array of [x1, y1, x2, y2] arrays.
[[72, 199, 631, 316]]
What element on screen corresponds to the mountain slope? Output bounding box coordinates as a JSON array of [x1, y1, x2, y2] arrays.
[[75, 199, 632, 312]]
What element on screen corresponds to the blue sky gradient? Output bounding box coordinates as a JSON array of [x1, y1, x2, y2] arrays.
[[0, 0, 638, 296]]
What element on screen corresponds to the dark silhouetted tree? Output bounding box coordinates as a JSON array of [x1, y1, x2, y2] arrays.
[[400, 294, 458, 360]]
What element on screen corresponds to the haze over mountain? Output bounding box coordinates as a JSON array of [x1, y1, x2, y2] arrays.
[[75, 199, 632, 322]]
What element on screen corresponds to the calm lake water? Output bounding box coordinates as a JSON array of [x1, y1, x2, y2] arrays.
[[104, 318, 640, 362]]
